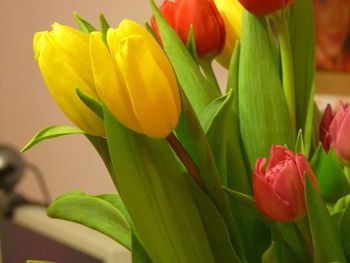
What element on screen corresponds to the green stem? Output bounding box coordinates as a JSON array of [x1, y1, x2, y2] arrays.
[[274, 11, 296, 140], [199, 56, 222, 95], [295, 217, 313, 261], [166, 132, 203, 187]]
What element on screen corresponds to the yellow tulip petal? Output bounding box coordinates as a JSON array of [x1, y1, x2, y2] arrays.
[[90, 32, 143, 133], [50, 23, 96, 94], [35, 32, 104, 136], [116, 35, 180, 138]]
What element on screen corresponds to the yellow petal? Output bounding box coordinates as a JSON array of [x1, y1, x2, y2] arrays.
[[116, 34, 180, 138], [90, 31, 143, 133], [214, 0, 243, 68], [35, 32, 104, 136], [50, 23, 96, 95]]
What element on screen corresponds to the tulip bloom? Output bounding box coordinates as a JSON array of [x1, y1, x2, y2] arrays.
[[329, 102, 350, 161], [33, 23, 105, 136], [90, 19, 181, 138], [253, 145, 319, 222], [151, 0, 225, 58], [320, 104, 334, 152], [213, 0, 243, 68], [238, 0, 295, 16]]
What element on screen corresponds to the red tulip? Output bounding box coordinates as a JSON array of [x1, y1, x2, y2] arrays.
[[329, 102, 350, 161], [253, 145, 319, 222], [320, 104, 334, 152], [238, 0, 295, 16], [151, 0, 226, 58]]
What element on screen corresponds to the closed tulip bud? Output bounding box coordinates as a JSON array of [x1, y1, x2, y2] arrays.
[[238, 0, 295, 16], [213, 0, 243, 68], [33, 23, 105, 136], [329, 102, 350, 161], [90, 19, 181, 138], [320, 104, 334, 152], [253, 145, 319, 222], [151, 0, 226, 58]]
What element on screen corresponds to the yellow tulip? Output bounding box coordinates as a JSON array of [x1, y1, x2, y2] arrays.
[[214, 0, 243, 68], [33, 23, 105, 136], [90, 19, 181, 138]]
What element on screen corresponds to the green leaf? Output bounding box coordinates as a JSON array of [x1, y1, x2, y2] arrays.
[[76, 88, 103, 120], [287, 0, 315, 135], [226, 41, 240, 106], [47, 191, 131, 250], [104, 106, 215, 263], [311, 145, 350, 203], [295, 129, 305, 155], [262, 242, 281, 263], [186, 177, 241, 263], [224, 187, 308, 263], [99, 13, 110, 45], [85, 135, 115, 183], [151, 1, 219, 115], [332, 195, 350, 261], [179, 92, 244, 259], [144, 22, 160, 44], [185, 25, 198, 61], [73, 12, 97, 33], [21, 125, 85, 152], [132, 232, 153, 263], [238, 12, 293, 169], [305, 174, 347, 262]]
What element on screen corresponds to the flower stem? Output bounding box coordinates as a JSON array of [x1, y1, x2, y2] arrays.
[[274, 11, 296, 139], [166, 132, 203, 187], [199, 56, 221, 95], [295, 217, 313, 261]]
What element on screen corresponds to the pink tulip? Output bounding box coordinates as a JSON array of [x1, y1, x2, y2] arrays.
[[253, 145, 319, 222], [329, 102, 350, 161], [320, 104, 334, 152], [238, 0, 295, 16]]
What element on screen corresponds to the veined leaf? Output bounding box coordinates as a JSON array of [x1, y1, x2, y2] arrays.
[[305, 174, 347, 263], [104, 106, 215, 263], [21, 125, 85, 152], [73, 12, 97, 33], [238, 12, 293, 169], [47, 191, 131, 250]]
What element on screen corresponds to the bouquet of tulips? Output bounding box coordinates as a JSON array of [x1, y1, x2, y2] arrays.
[[23, 0, 350, 262]]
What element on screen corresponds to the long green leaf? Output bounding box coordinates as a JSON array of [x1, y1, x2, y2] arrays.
[[73, 12, 97, 33], [21, 125, 85, 152], [287, 0, 315, 134], [224, 187, 308, 263], [311, 145, 350, 203], [186, 177, 241, 263], [305, 174, 347, 262], [47, 191, 131, 250], [104, 106, 215, 263], [180, 92, 244, 259], [151, 1, 219, 115], [238, 12, 293, 169]]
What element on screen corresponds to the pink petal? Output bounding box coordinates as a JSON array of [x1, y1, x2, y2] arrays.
[[266, 145, 294, 171]]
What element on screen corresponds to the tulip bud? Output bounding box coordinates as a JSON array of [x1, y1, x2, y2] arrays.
[[329, 102, 350, 161], [238, 0, 295, 16], [151, 0, 226, 58], [320, 104, 334, 152], [33, 23, 105, 136], [253, 145, 319, 222], [213, 0, 243, 68], [90, 19, 181, 138]]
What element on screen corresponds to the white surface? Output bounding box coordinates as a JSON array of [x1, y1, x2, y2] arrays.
[[13, 205, 131, 263]]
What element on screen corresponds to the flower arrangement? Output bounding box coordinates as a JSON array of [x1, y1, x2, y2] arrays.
[[23, 0, 350, 262]]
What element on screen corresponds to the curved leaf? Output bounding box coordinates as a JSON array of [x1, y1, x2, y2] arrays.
[[21, 125, 85, 152], [47, 192, 131, 250]]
